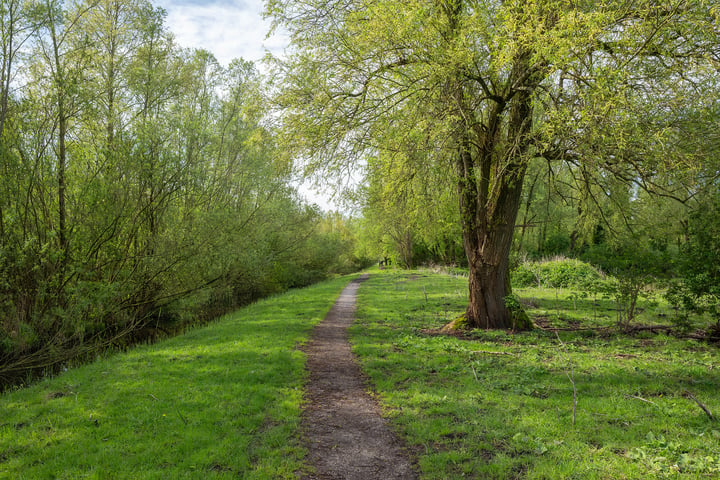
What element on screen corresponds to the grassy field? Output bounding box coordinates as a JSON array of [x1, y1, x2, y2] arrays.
[[0, 275, 354, 479], [2, 268, 718, 479], [351, 269, 720, 479]]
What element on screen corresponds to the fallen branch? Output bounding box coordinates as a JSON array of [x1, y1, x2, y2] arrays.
[[470, 350, 516, 356], [684, 390, 714, 420], [536, 324, 611, 332], [624, 394, 658, 406], [626, 325, 674, 333]]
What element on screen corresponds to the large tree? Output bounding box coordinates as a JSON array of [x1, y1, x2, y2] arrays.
[[268, 0, 719, 329]]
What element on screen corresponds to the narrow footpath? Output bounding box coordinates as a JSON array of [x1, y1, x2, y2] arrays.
[[301, 274, 418, 480]]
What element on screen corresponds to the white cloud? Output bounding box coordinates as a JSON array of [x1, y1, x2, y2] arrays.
[[155, 0, 288, 66]]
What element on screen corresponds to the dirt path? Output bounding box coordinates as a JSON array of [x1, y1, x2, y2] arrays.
[[301, 275, 418, 480]]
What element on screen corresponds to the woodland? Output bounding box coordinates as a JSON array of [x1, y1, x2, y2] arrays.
[[2, 0, 720, 389], [0, 0, 365, 387], [2, 2, 720, 478]]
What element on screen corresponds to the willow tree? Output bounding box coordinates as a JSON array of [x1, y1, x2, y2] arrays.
[[268, 0, 718, 329]]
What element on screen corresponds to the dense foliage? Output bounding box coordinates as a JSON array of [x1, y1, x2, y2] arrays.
[[667, 192, 720, 332], [268, 0, 719, 329], [512, 258, 603, 290], [0, 0, 365, 387]]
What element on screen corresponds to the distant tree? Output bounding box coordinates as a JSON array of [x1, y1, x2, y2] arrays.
[[361, 145, 462, 268]]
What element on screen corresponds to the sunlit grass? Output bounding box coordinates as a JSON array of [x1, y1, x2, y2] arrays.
[[4, 268, 717, 479], [0, 275, 354, 479], [351, 269, 720, 479]]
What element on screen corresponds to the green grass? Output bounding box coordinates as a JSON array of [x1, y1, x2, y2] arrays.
[[3, 268, 718, 479], [0, 275, 355, 479], [351, 270, 720, 479], [516, 285, 677, 329]]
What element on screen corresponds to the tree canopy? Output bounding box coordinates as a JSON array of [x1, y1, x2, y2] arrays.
[[267, 0, 720, 329]]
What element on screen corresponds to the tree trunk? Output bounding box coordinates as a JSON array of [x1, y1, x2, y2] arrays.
[[454, 51, 538, 331], [50, 13, 69, 282], [58, 108, 67, 264], [462, 194, 528, 330], [398, 231, 413, 269], [466, 244, 513, 329]]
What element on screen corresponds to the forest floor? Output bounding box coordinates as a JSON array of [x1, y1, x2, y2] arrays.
[[350, 270, 720, 479], [300, 274, 418, 479]]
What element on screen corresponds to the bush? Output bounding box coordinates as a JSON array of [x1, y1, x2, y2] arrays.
[[665, 193, 720, 328], [511, 257, 603, 289], [511, 263, 539, 287], [543, 232, 571, 256]]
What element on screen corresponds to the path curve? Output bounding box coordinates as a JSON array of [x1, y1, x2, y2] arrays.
[[301, 274, 418, 479]]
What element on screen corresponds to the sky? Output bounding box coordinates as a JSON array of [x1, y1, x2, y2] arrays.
[[154, 0, 287, 66]]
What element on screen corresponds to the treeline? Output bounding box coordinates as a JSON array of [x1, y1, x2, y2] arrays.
[[361, 136, 720, 271], [0, 0, 365, 387]]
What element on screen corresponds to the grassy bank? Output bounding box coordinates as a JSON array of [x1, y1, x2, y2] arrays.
[[0, 275, 354, 479], [351, 270, 720, 479]]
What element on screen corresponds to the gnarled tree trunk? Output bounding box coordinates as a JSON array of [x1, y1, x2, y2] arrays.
[[460, 158, 529, 329], [454, 53, 538, 331], [464, 220, 519, 330]]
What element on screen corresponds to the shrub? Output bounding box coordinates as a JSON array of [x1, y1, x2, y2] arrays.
[[511, 263, 540, 287], [511, 257, 603, 289], [665, 193, 720, 329]]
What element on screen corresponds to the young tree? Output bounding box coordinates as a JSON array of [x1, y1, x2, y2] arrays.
[[0, 0, 38, 139], [77, 0, 152, 147], [268, 0, 719, 329], [0, 0, 35, 241], [32, 0, 98, 288]]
